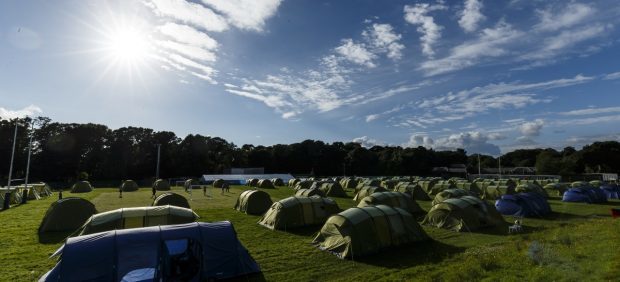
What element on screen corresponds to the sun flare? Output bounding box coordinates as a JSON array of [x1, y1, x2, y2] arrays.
[[105, 27, 149, 64]]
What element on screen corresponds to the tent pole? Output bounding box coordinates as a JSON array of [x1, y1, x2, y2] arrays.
[[4, 121, 19, 210]]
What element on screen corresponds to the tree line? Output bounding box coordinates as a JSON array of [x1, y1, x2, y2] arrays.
[[1, 117, 619, 185]]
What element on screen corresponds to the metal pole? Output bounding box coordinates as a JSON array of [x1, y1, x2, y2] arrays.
[[477, 154, 481, 176], [498, 156, 502, 179], [22, 121, 35, 204], [4, 121, 18, 210], [155, 144, 161, 179]]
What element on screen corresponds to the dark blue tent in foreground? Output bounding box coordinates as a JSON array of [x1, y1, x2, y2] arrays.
[[495, 192, 552, 217], [600, 184, 620, 199], [40, 221, 260, 282], [562, 187, 607, 203]]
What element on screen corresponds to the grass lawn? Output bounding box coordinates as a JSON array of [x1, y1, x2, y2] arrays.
[[1, 185, 619, 281]]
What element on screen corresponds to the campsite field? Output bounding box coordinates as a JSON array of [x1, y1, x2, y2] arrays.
[[1, 186, 619, 281]]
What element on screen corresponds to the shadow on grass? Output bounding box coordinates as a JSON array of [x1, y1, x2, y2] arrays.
[[38, 231, 72, 244], [285, 225, 322, 237], [354, 239, 465, 268], [224, 271, 266, 282]]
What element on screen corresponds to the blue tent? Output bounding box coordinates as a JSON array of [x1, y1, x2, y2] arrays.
[[495, 192, 552, 217], [562, 187, 607, 203], [600, 184, 620, 199], [40, 221, 260, 282]]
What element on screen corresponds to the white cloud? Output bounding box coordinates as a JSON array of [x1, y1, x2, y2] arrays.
[[405, 134, 435, 148], [202, 0, 282, 32], [158, 23, 218, 50], [561, 106, 620, 116], [404, 3, 447, 57], [365, 114, 379, 122], [603, 72, 620, 80], [149, 0, 229, 32], [334, 39, 377, 68], [156, 40, 217, 62], [523, 24, 608, 60], [488, 132, 506, 140], [0, 105, 42, 119], [405, 131, 501, 155], [352, 136, 385, 148], [420, 21, 523, 75], [534, 3, 595, 32], [459, 0, 486, 33], [566, 133, 620, 147], [553, 114, 620, 126], [363, 23, 405, 60], [519, 119, 544, 137]]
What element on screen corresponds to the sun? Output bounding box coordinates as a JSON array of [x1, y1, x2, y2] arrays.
[[105, 27, 149, 65]]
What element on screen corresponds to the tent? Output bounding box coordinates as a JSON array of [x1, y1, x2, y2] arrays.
[[293, 180, 313, 190], [423, 195, 506, 232], [288, 178, 301, 187], [380, 180, 399, 190], [355, 179, 381, 193], [495, 192, 552, 217], [153, 179, 171, 191], [340, 178, 358, 190], [394, 183, 432, 201], [562, 187, 607, 203], [235, 190, 273, 215], [418, 179, 439, 194], [600, 184, 620, 199], [543, 183, 568, 197], [153, 192, 190, 209], [33, 183, 53, 197], [120, 180, 139, 192], [432, 189, 474, 206], [481, 184, 514, 200], [428, 181, 456, 196], [454, 182, 482, 196], [246, 178, 259, 187], [39, 222, 260, 282], [295, 188, 326, 197], [515, 183, 548, 197], [589, 180, 603, 188], [570, 181, 590, 188], [77, 205, 199, 235], [213, 179, 226, 188], [259, 196, 340, 230], [257, 179, 275, 189], [357, 192, 425, 217], [184, 179, 199, 190], [71, 181, 93, 193], [312, 205, 429, 259], [271, 178, 284, 186], [318, 182, 347, 197], [353, 186, 387, 202], [0, 188, 22, 205], [39, 198, 97, 233]]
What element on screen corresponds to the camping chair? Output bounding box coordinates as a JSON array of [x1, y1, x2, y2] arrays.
[[508, 218, 523, 234], [160, 238, 202, 281]]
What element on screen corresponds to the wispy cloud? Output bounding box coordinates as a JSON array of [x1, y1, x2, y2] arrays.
[[603, 71, 620, 80], [533, 2, 596, 32], [404, 3, 447, 57], [201, 0, 282, 32], [0, 105, 42, 119], [362, 23, 405, 60], [561, 106, 620, 116], [458, 0, 486, 33], [150, 0, 228, 32]]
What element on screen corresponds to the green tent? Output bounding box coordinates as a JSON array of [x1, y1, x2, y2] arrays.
[[432, 189, 474, 206], [428, 181, 455, 196], [32, 183, 53, 197], [454, 182, 482, 196], [497, 179, 517, 189], [257, 179, 275, 189], [312, 205, 429, 259], [295, 188, 326, 197], [213, 179, 226, 188], [423, 195, 506, 232], [380, 180, 399, 190], [481, 184, 514, 200], [589, 180, 603, 188], [357, 192, 426, 218], [515, 183, 549, 197], [0, 188, 22, 205], [271, 178, 285, 186], [293, 180, 313, 190], [394, 183, 432, 201], [355, 179, 381, 193], [288, 178, 301, 187], [246, 178, 259, 187], [353, 186, 387, 202], [340, 178, 358, 190], [39, 198, 97, 233], [120, 180, 139, 192], [77, 205, 199, 235], [184, 178, 199, 190], [259, 196, 340, 230], [318, 182, 347, 197], [543, 183, 568, 197], [153, 179, 171, 191], [235, 190, 273, 215], [418, 179, 439, 194], [71, 181, 93, 193], [152, 192, 190, 209]]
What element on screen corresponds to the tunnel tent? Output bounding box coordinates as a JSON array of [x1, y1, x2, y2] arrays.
[[39, 198, 98, 233], [357, 192, 426, 218], [71, 181, 93, 193], [589, 180, 603, 188], [212, 179, 226, 188], [570, 181, 591, 188], [312, 205, 429, 259], [497, 179, 517, 189], [418, 179, 439, 194], [295, 188, 326, 198], [428, 181, 456, 196], [394, 183, 432, 201], [120, 180, 139, 192], [353, 186, 387, 202], [153, 179, 171, 191], [495, 192, 552, 217], [235, 190, 273, 215], [246, 178, 259, 187], [432, 189, 474, 206], [515, 183, 548, 197], [270, 178, 284, 186], [153, 192, 190, 209], [258, 196, 340, 230], [340, 178, 358, 190], [481, 184, 514, 200], [257, 179, 275, 189], [318, 182, 347, 197], [39, 222, 261, 282], [355, 179, 381, 193], [77, 205, 199, 236], [423, 195, 506, 232]]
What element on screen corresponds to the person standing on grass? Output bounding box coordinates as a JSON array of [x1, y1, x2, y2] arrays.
[[221, 182, 229, 195]]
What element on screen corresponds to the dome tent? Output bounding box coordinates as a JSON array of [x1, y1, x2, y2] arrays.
[[39, 222, 261, 282], [212, 179, 226, 188], [71, 181, 93, 193], [355, 179, 381, 193], [77, 205, 199, 236], [428, 181, 456, 196], [600, 184, 620, 199], [235, 190, 273, 215], [312, 205, 429, 259], [589, 180, 603, 188], [153, 179, 171, 191], [246, 178, 259, 187], [293, 180, 313, 190], [340, 178, 358, 190], [515, 183, 548, 197], [357, 192, 426, 218], [481, 184, 515, 200], [184, 179, 199, 190], [153, 193, 190, 209], [318, 182, 347, 197], [295, 188, 326, 197], [543, 183, 568, 197], [562, 187, 607, 203], [432, 189, 474, 206], [495, 193, 552, 217], [120, 180, 139, 192], [454, 182, 482, 196], [257, 179, 275, 189], [288, 178, 301, 187], [394, 183, 432, 201], [39, 198, 97, 233], [259, 196, 340, 230], [423, 196, 506, 232], [353, 186, 387, 202]]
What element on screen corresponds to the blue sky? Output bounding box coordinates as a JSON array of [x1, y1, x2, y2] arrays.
[[1, 0, 620, 155]]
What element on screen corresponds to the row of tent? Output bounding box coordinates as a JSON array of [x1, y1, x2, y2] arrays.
[[0, 182, 53, 205]]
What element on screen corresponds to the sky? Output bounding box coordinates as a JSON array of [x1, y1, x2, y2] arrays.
[[1, 0, 620, 156]]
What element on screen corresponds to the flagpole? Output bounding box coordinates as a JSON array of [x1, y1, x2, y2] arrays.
[[3, 121, 19, 210]]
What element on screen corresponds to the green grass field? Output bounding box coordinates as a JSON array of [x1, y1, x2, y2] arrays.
[[1, 186, 619, 281]]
